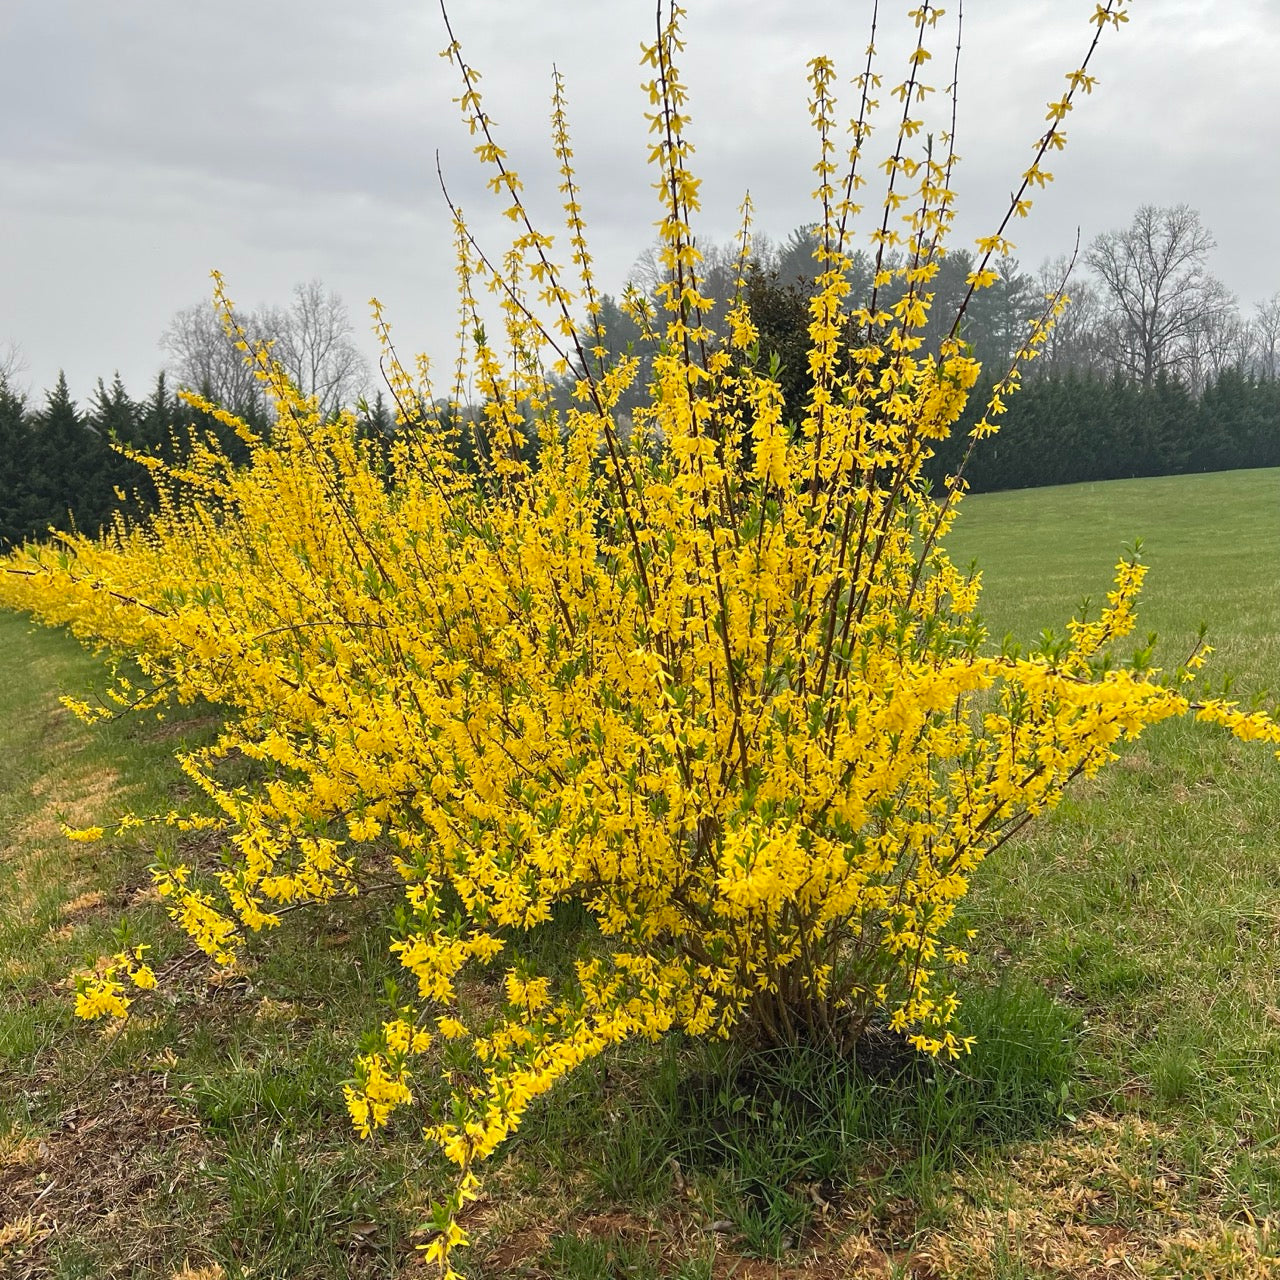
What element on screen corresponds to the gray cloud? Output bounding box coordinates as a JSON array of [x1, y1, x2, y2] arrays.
[[3, 0, 1278, 402]]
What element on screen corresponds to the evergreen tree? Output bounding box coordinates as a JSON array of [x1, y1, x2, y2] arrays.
[[90, 372, 162, 525], [28, 372, 98, 537], [0, 377, 34, 547]]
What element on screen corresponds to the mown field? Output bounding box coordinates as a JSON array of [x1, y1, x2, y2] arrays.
[[1, 466, 1278, 1279]]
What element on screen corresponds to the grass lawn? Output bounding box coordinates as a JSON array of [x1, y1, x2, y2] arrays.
[[2, 466, 1279, 1278]]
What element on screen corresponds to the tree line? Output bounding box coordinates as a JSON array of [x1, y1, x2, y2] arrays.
[[0, 282, 390, 549], [3, 205, 1278, 547], [554, 203, 1280, 491], [0, 371, 244, 549]]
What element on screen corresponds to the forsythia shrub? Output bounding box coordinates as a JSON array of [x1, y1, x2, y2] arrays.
[[5, 2, 1278, 1272]]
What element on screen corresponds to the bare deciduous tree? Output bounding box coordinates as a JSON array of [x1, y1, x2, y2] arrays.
[[1181, 278, 1243, 391], [1086, 204, 1233, 388], [1252, 292, 1280, 380], [0, 340, 28, 390], [259, 280, 371, 419], [1036, 255, 1107, 376], [161, 300, 266, 417], [162, 280, 370, 421]]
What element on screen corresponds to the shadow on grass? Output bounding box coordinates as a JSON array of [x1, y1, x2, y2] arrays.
[[528, 974, 1080, 1265]]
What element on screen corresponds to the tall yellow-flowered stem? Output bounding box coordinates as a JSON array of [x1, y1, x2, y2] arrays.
[[845, 0, 1124, 674], [438, 2, 658, 619], [948, 0, 1128, 350], [550, 66, 605, 379]]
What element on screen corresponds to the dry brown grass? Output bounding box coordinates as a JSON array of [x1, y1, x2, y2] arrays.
[[911, 1114, 1280, 1279], [452, 1111, 1280, 1279], [0, 1072, 211, 1279], [168, 1263, 226, 1280], [17, 766, 119, 846]]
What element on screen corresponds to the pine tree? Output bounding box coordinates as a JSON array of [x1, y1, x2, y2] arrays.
[[0, 377, 33, 547], [27, 372, 95, 538]]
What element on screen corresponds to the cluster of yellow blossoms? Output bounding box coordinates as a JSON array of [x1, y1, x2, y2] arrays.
[[4, 3, 1277, 1273], [72, 945, 157, 1021]]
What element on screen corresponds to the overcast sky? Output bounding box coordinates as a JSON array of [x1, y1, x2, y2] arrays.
[[3, 0, 1279, 405]]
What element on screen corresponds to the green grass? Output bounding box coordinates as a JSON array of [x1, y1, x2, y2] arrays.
[[0, 617, 432, 1278], [948, 468, 1280, 1218], [945, 466, 1280, 692], [2, 466, 1280, 1278]]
